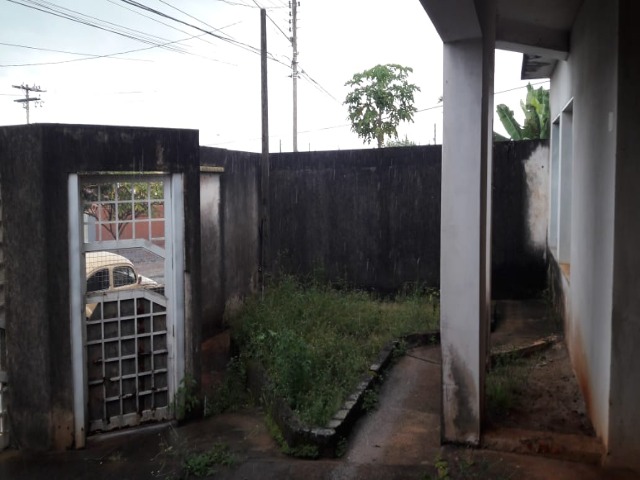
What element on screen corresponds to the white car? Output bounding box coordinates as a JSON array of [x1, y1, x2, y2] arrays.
[[85, 251, 159, 318]]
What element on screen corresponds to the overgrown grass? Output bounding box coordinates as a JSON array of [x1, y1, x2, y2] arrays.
[[486, 353, 530, 419], [228, 276, 439, 427], [182, 443, 236, 478]]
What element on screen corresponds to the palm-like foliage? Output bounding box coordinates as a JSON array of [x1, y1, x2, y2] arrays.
[[495, 84, 550, 141]]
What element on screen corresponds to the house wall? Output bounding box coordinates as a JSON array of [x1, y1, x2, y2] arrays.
[[0, 124, 201, 450], [549, 0, 617, 453], [609, 0, 640, 468]]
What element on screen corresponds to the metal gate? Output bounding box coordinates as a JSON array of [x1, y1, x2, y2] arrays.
[[79, 176, 178, 434], [0, 185, 8, 450]]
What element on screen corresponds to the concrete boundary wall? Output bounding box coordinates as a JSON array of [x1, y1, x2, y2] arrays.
[[269, 146, 442, 292], [0, 124, 202, 450], [200, 140, 548, 331]]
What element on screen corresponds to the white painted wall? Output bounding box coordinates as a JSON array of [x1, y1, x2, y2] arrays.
[[549, 0, 617, 452]]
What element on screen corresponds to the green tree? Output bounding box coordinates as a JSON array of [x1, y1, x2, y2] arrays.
[[82, 181, 163, 239], [495, 83, 550, 141], [344, 64, 420, 148]]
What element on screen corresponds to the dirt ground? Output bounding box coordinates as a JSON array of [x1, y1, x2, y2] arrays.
[[488, 300, 595, 437], [489, 341, 595, 436]]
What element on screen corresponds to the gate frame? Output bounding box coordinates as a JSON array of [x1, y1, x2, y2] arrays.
[[68, 173, 185, 448]]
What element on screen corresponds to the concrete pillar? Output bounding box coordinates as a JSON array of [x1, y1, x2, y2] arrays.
[[440, 33, 495, 444]]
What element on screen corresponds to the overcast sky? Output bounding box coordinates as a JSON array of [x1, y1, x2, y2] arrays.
[[0, 0, 548, 152]]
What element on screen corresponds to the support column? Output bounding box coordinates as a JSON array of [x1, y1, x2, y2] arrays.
[[440, 33, 495, 444]]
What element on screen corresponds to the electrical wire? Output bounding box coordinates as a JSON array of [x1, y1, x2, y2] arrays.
[[0, 32, 231, 67], [119, 0, 292, 70], [415, 80, 551, 113], [211, 0, 257, 8], [2, 0, 248, 66], [0, 40, 151, 62], [104, 0, 223, 48], [154, 0, 236, 40], [266, 11, 291, 43], [209, 80, 552, 146], [299, 67, 338, 102], [5, 0, 190, 53]]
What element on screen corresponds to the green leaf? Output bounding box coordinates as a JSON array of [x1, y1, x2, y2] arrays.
[[496, 104, 523, 140]]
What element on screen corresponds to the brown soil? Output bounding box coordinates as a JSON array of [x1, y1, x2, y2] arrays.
[[488, 301, 595, 437], [491, 341, 595, 436]]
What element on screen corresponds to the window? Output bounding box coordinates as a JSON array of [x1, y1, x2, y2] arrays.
[[549, 98, 573, 275], [558, 101, 573, 266], [113, 266, 137, 288], [549, 119, 560, 251], [87, 269, 109, 293]]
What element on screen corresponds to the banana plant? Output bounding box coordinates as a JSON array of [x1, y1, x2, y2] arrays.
[[495, 83, 549, 141]]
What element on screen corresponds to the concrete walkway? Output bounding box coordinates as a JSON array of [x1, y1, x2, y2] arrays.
[[2, 343, 638, 479]]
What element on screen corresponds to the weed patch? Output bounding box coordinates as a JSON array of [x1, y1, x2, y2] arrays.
[[182, 443, 236, 478], [486, 353, 530, 419], [264, 413, 320, 458], [173, 375, 201, 421], [423, 451, 515, 480], [204, 356, 251, 416], [229, 277, 439, 427]]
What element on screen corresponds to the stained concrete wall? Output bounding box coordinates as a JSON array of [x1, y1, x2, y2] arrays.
[[549, 0, 618, 463], [268, 147, 441, 292], [199, 142, 545, 333], [200, 173, 224, 338], [200, 147, 260, 330], [0, 124, 201, 450], [492, 141, 549, 299], [0, 127, 51, 450]]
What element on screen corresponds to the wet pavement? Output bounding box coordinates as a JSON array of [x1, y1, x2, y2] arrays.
[[2, 301, 640, 479]]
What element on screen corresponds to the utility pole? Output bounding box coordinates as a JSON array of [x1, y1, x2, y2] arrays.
[[12, 84, 45, 124], [290, 1, 299, 152], [259, 8, 270, 296]]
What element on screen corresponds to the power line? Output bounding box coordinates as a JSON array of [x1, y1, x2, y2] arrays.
[[212, 0, 257, 8], [0, 40, 151, 62], [5, 0, 292, 70], [268, 13, 290, 42], [0, 32, 232, 67], [155, 0, 230, 35], [299, 67, 338, 102], [6, 0, 191, 53], [118, 0, 293, 70], [104, 0, 221, 48], [209, 80, 553, 147], [415, 80, 551, 113]]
